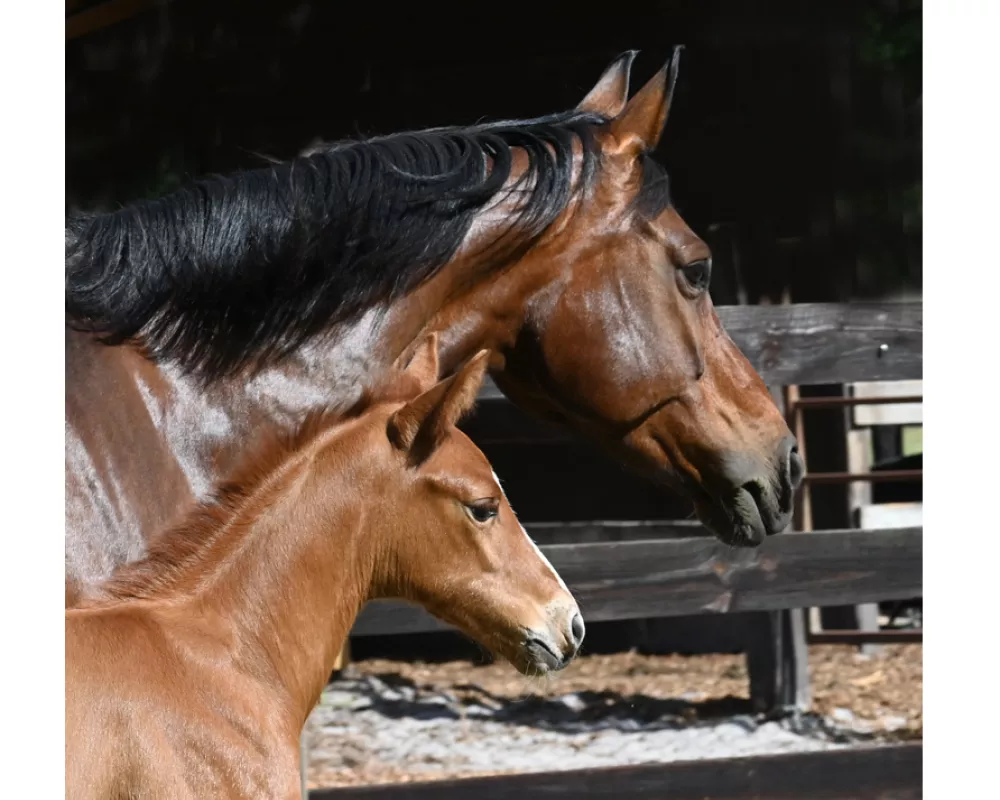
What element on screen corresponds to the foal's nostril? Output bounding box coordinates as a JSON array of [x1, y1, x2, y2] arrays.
[[570, 612, 586, 649]]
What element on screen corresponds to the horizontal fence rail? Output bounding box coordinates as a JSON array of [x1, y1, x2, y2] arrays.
[[808, 629, 922, 645], [478, 301, 921, 401], [351, 526, 922, 638], [311, 743, 923, 800]]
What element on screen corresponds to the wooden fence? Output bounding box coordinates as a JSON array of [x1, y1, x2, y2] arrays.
[[320, 301, 923, 797], [352, 526, 921, 636], [313, 743, 923, 800]]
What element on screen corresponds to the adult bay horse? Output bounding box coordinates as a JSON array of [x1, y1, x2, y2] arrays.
[[67, 337, 583, 799], [66, 49, 803, 585]]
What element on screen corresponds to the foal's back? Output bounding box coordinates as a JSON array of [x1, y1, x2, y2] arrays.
[[66, 604, 302, 799]]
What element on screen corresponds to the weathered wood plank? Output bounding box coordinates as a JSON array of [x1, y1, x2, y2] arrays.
[[478, 302, 921, 401], [524, 519, 709, 543], [350, 526, 922, 637], [851, 380, 923, 425], [809, 629, 922, 645], [310, 743, 923, 799]]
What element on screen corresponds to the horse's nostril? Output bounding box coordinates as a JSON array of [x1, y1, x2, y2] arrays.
[[742, 478, 765, 511], [788, 445, 805, 489], [570, 612, 586, 648]]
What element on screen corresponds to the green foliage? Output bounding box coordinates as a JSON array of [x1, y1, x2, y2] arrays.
[[850, 0, 922, 297], [859, 0, 922, 72]]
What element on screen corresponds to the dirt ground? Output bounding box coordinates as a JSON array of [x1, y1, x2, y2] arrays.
[[346, 644, 922, 733], [305, 644, 921, 789]]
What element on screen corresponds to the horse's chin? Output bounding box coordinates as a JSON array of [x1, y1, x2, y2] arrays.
[[508, 652, 563, 677], [694, 487, 769, 547], [487, 635, 574, 677]]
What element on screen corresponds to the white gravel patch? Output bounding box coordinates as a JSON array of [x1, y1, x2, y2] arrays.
[[304, 674, 873, 785]]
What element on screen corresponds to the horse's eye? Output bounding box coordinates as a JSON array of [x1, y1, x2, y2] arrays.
[[466, 501, 499, 524], [680, 259, 712, 292]]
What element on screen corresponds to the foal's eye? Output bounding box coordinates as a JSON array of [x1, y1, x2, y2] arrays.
[[680, 259, 712, 293], [466, 500, 499, 524]]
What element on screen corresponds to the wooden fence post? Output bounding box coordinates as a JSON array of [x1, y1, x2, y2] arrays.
[[745, 608, 811, 714], [744, 383, 810, 714]]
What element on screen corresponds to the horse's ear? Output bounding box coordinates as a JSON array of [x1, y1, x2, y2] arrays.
[[577, 50, 637, 118], [399, 332, 440, 394], [609, 46, 682, 155], [388, 350, 490, 459]]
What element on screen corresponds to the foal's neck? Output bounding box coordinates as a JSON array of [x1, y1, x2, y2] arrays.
[[223, 449, 372, 721], [105, 419, 381, 724]]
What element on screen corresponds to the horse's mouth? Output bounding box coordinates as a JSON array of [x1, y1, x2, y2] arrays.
[[520, 635, 571, 674], [492, 632, 575, 676], [471, 628, 575, 677], [645, 430, 773, 547], [693, 486, 769, 548]]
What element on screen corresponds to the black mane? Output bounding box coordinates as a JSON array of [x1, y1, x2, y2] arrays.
[[66, 109, 669, 380]]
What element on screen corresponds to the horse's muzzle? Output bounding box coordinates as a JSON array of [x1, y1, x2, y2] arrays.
[[699, 434, 803, 547], [520, 606, 585, 673]]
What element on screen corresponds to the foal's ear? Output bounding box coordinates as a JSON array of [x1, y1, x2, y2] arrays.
[[387, 350, 490, 459], [609, 46, 682, 155], [577, 50, 637, 118], [400, 332, 440, 394]]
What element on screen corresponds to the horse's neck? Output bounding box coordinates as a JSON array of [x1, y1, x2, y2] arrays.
[[156, 276, 518, 504], [150, 307, 401, 500], [173, 436, 375, 722]]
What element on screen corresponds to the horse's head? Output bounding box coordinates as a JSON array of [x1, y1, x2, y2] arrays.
[[487, 52, 803, 546], [367, 335, 584, 675]]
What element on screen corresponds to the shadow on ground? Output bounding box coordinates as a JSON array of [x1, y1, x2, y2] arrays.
[[323, 670, 918, 744]]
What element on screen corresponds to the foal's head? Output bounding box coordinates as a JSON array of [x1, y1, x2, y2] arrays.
[[348, 336, 584, 674]]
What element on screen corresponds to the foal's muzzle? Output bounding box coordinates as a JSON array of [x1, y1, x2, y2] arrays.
[[521, 604, 585, 673]]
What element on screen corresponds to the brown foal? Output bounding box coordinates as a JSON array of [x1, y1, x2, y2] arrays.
[[65, 336, 583, 799]]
